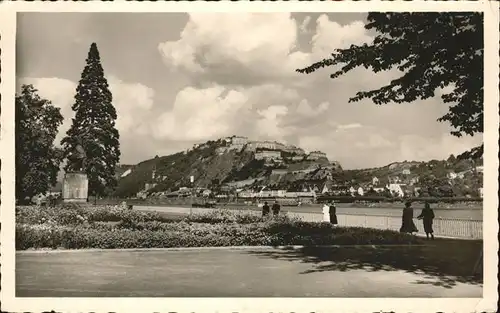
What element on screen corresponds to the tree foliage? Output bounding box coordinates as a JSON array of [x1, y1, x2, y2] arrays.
[[61, 42, 120, 198], [297, 12, 483, 157], [16, 85, 64, 203]]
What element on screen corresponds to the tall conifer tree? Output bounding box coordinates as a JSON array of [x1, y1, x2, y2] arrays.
[[62, 42, 120, 198]]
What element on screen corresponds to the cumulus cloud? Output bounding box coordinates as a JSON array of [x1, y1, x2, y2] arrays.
[[299, 16, 312, 33], [150, 84, 299, 142], [17, 76, 155, 147], [153, 12, 481, 168], [158, 13, 309, 86], [16, 12, 482, 169], [338, 123, 363, 130], [151, 85, 247, 141]]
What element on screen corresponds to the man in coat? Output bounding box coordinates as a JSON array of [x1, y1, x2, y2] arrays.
[[271, 200, 281, 216], [417, 201, 435, 239], [262, 201, 270, 218]]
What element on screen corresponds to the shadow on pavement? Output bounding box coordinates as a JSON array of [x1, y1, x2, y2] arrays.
[[247, 238, 483, 289]]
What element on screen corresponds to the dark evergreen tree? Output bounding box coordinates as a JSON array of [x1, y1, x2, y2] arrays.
[[16, 84, 64, 203], [61, 42, 120, 198]]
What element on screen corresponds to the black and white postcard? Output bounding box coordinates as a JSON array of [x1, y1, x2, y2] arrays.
[[0, 1, 498, 313]]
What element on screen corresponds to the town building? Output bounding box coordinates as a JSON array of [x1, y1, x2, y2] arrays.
[[307, 151, 327, 160], [373, 187, 385, 194], [389, 176, 401, 184], [231, 136, 249, 145], [402, 169, 411, 175], [271, 169, 288, 175], [283, 145, 306, 155], [216, 147, 229, 155], [291, 155, 304, 162], [387, 183, 405, 197], [349, 186, 357, 196], [372, 176, 379, 186], [409, 176, 419, 185], [255, 150, 282, 160], [357, 187, 364, 196]]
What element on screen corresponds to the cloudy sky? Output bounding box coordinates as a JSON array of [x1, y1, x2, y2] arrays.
[[16, 12, 482, 169]]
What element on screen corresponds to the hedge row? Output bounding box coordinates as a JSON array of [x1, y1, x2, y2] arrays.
[[16, 221, 420, 250], [16, 204, 170, 225], [15, 205, 421, 250]]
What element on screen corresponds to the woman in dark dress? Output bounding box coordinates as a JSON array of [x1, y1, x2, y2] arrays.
[[400, 201, 418, 234], [329, 201, 338, 226], [417, 202, 435, 239]]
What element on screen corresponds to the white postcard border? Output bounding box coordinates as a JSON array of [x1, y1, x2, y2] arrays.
[[1, 1, 498, 312]]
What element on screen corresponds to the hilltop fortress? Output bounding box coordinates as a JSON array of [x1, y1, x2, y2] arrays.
[[215, 135, 327, 162]]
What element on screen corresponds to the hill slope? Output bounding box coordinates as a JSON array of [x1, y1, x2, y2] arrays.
[[114, 138, 341, 197], [113, 137, 483, 198]]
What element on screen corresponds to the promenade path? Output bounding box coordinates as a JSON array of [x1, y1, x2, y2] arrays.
[[17, 247, 482, 297], [127, 202, 483, 220], [134, 205, 483, 240]]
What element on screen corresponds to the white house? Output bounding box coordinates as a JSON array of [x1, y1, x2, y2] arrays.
[[121, 168, 132, 178], [373, 187, 385, 194], [478, 187, 483, 198], [387, 183, 405, 197], [402, 169, 411, 175], [409, 176, 419, 185], [389, 176, 401, 183], [349, 186, 357, 196], [357, 187, 364, 196], [372, 176, 380, 186]]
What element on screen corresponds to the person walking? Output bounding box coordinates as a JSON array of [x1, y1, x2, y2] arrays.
[[417, 201, 435, 239], [329, 201, 338, 226], [262, 201, 270, 218], [322, 202, 330, 223], [271, 200, 281, 216], [400, 201, 418, 234]]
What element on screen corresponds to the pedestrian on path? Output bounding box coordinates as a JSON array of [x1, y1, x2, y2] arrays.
[[329, 201, 338, 226], [262, 201, 270, 218], [400, 201, 418, 234], [271, 200, 281, 216], [417, 201, 435, 239], [322, 202, 330, 223]]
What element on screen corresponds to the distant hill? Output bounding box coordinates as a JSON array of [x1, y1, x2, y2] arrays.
[[113, 136, 482, 199], [113, 137, 341, 197]]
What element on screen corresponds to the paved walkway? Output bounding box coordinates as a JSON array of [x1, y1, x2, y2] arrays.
[[135, 205, 483, 240], [17, 248, 482, 297]]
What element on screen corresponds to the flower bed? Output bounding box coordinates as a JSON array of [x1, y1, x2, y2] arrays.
[[16, 205, 421, 250]]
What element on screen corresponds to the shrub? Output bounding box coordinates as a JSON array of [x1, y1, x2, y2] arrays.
[[16, 204, 171, 226], [16, 220, 420, 250], [16, 204, 421, 250]]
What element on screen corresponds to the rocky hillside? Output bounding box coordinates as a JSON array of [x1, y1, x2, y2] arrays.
[[113, 137, 340, 197], [113, 136, 483, 198]]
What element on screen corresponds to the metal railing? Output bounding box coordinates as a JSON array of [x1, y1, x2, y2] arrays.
[[135, 205, 483, 240], [287, 211, 483, 240]]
